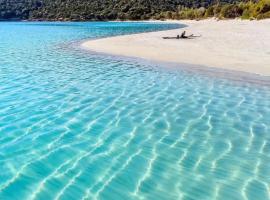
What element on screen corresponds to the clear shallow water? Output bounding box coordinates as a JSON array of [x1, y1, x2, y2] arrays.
[[0, 22, 270, 200]]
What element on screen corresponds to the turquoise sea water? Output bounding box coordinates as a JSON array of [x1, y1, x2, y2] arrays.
[[0, 22, 270, 200]]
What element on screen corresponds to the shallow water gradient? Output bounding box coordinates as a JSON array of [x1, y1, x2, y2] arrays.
[[0, 22, 270, 200]]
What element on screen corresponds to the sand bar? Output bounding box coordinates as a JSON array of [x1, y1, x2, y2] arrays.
[[82, 19, 270, 76]]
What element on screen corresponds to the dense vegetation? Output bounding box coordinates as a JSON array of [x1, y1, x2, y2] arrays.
[[0, 0, 269, 20], [157, 0, 270, 20]]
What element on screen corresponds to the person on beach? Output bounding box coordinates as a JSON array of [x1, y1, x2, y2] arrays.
[[163, 31, 199, 39], [180, 31, 195, 39], [180, 31, 187, 38]]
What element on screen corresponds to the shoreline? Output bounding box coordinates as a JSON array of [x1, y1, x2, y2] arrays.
[[82, 19, 270, 77], [79, 49, 270, 86]]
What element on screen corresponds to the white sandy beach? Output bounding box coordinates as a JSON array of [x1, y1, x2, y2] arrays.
[[82, 19, 270, 76]]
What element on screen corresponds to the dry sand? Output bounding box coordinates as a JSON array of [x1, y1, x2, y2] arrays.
[[82, 19, 270, 76]]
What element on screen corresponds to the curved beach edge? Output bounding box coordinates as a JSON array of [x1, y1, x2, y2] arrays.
[[81, 19, 270, 77]]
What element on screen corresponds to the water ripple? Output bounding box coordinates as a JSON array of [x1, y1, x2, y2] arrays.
[[0, 22, 270, 200]]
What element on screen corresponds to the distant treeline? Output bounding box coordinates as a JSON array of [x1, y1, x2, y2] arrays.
[[157, 0, 270, 20], [0, 0, 269, 21], [0, 0, 237, 21]]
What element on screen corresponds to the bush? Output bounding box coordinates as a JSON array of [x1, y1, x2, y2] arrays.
[[205, 6, 214, 17], [257, 11, 270, 19], [213, 4, 222, 16], [219, 4, 243, 18], [257, 0, 270, 13]]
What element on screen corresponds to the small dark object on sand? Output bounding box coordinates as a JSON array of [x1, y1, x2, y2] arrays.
[[163, 31, 201, 39]]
